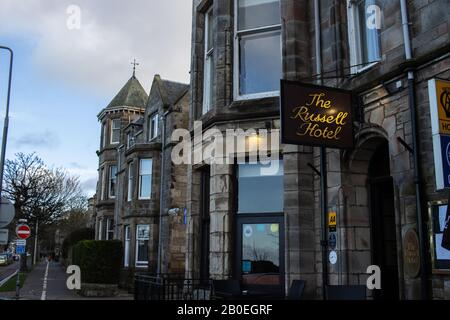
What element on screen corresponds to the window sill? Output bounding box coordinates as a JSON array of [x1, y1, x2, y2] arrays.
[[228, 95, 279, 109], [234, 91, 279, 102], [351, 61, 381, 76]]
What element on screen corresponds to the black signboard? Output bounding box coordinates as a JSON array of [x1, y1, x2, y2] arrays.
[[280, 80, 354, 149]]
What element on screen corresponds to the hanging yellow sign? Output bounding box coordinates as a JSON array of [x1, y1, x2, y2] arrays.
[[328, 212, 337, 227]]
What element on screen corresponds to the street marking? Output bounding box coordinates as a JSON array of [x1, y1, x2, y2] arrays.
[[0, 270, 18, 287], [40, 261, 49, 300]]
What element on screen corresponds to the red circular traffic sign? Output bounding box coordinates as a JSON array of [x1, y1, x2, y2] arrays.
[[16, 224, 31, 239]]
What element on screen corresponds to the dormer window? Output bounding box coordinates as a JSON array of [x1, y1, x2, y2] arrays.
[[149, 113, 159, 141], [127, 132, 136, 148], [111, 119, 121, 144]]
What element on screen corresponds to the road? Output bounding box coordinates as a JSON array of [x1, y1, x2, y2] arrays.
[[0, 261, 19, 284]]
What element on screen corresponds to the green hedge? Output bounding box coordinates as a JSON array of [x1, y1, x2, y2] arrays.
[[72, 240, 122, 284], [61, 228, 95, 259]]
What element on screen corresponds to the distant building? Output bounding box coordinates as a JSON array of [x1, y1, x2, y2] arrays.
[[94, 73, 189, 286]]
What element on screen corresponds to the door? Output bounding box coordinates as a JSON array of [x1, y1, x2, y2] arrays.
[[235, 160, 285, 293], [369, 142, 399, 300], [236, 215, 284, 290]]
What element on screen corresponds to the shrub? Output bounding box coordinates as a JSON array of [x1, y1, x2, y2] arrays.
[[72, 240, 123, 284], [61, 228, 95, 260]]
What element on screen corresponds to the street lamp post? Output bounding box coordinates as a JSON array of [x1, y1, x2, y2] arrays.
[[0, 46, 14, 200]]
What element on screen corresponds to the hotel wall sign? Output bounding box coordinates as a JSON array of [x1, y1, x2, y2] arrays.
[[429, 78, 450, 190], [429, 78, 450, 136], [280, 80, 354, 149]]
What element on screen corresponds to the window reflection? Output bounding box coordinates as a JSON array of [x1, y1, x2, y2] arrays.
[[242, 223, 280, 285]]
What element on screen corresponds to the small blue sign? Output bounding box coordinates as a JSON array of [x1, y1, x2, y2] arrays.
[[16, 245, 25, 254], [242, 260, 252, 273], [183, 208, 188, 225]]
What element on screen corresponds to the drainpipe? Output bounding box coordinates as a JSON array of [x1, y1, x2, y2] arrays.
[[314, 0, 328, 300], [157, 110, 169, 275], [400, 0, 428, 299]]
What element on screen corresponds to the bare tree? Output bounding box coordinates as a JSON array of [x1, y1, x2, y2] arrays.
[[3, 153, 87, 227]]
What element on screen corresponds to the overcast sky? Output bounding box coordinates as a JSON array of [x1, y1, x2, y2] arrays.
[[0, 0, 193, 196]]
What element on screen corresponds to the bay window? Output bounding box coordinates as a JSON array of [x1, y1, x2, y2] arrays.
[[124, 225, 130, 267], [100, 167, 106, 200], [234, 0, 281, 100], [101, 122, 107, 148], [111, 119, 121, 144], [347, 0, 381, 73], [135, 224, 150, 267], [138, 159, 153, 199], [127, 162, 134, 201], [108, 165, 117, 198], [106, 218, 114, 240], [203, 6, 214, 114]]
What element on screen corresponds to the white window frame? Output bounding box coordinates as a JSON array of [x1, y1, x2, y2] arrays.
[[110, 119, 121, 144], [149, 113, 159, 141], [135, 224, 150, 267], [100, 167, 106, 200], [98, 219, 103, 240], [233, 0, 282, 101], [127, 162, 134, 202], [127, 133, 135, 148], [347, 0, 381, 74], [124, 225, 131, 267], [203, 6, 214, 114], [138, 159, 153, 200], [108, 165, 117, 199], [106, 218, 114, 240], [101, 122, 107, 148]]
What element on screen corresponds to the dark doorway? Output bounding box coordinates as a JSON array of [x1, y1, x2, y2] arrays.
[[368, 141, 399, 300], [200, 167, 211, 282]]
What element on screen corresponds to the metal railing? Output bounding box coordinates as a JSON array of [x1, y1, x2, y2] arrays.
[[134, 274, 212, 300]]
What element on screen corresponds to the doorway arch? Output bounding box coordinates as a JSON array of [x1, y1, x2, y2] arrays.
[[368, 140, 399, 299], [341, 128, 400, 299]]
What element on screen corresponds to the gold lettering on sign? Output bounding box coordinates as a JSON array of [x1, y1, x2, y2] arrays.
[[290, 92, 349, 141]]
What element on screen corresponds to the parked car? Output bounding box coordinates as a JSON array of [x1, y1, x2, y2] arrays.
[[0, 253, 12, 266]]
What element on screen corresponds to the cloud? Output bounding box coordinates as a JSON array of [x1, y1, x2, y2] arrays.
[[14, 130, 60, 149], [80, 177, 98, 197], [67, 166, 98, 196], [68, 162, 87, 170], [0, 0, 192, 96]]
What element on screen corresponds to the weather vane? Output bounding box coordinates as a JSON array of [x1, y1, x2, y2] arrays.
[[131, 59, 139, 77]]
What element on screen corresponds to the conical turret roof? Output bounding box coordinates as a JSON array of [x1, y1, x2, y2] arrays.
[[106, 75, 148, 109]]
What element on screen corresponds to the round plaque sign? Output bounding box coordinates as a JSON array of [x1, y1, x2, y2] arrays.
[[403, 228, 420, 278]]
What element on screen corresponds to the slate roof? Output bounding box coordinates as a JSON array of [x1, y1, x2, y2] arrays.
[[106, 75, 148, 109], [152, 75, 189, 107]]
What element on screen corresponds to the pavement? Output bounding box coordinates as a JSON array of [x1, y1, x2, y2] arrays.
[[0, 259, 133, 300]]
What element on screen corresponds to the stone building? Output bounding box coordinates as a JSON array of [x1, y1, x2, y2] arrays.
[[94, 72, 190, 285], [185, 0, 450, 300]]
